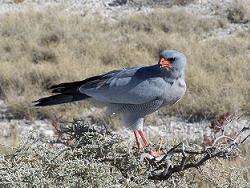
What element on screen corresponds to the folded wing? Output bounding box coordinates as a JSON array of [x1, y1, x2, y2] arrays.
[[80, 67, 167, 104], [34, 66, 167, 106]]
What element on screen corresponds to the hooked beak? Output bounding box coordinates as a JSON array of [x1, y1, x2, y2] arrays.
[[159, 57, 172, 70]]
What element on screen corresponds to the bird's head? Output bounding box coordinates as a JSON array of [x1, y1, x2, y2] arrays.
[[158, 50, 187, 74]]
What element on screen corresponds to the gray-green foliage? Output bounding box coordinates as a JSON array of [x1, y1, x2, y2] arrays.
[[0, 119, 249, 187], [0, 119, 142, 187]]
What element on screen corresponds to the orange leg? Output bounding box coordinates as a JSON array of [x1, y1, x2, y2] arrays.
[[133, 130, 142, 149], [135, 130, 161, 157], [138, 130, 149, 147]]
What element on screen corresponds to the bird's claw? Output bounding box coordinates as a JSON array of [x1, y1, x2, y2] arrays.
[[140, 149, 164, 163], [149, 150, 161, 158]]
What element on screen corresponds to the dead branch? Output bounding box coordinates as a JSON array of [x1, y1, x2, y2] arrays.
[[148, 113, 249, 181]]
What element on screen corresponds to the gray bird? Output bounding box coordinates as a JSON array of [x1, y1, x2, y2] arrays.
[[34, 50, 187, 156]]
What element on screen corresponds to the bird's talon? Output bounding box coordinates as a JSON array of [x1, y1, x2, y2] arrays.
[[140, 150, 164, 163], [149, 150, 161, 158]]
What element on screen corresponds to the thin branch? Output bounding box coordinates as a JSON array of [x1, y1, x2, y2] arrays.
[[148, 124, 249, 181]]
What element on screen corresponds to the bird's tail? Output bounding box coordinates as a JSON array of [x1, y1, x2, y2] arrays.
[[33, 93, 90, 106], [33, 81, 91, 107]]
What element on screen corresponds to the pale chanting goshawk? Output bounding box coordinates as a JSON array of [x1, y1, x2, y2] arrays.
[[34, 50, 187, 156]]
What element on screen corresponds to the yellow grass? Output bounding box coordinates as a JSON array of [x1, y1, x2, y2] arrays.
[[0, 7, 249, 120]]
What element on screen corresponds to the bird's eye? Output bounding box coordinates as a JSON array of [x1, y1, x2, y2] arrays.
[[167, 57, 176, 62]]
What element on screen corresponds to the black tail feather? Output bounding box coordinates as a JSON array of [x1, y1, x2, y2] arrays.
[[34, 93, 90, 106], [34, 71, 119, 107], [34, 79, 93, 106]]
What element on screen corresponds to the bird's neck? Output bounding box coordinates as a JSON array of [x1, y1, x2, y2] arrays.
[[179, 69, 185, 79], [162, 68, 185, 84]]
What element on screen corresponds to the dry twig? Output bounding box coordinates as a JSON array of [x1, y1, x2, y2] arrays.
[[147, 113, 249, 180]]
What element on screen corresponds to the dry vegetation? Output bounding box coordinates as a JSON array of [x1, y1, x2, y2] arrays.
[[127, 0, 197, 7], [226, 0, 250, 24], [0, 5, 249, 121], [0, 115, 249, 187]]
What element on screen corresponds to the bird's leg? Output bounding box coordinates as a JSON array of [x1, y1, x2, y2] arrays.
[[134, 130, 161, 157], [137, 130, 149, 147], [133, 130, 142, 149], [138, 130, 161, 157]]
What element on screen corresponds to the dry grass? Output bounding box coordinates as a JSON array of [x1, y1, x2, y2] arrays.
[[128, 0, 197, 7], [0, 7, 249, 120], [226, 0, 250, 24]]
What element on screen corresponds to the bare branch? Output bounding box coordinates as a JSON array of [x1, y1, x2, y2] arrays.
[[147, 117, 249, 181]]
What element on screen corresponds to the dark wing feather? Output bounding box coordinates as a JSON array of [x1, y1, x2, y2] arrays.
[[50, 69, 120, 93], [34, 69, 121, 106]]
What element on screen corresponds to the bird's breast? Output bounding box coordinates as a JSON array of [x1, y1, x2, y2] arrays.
[[162, 78, 186, 106]]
